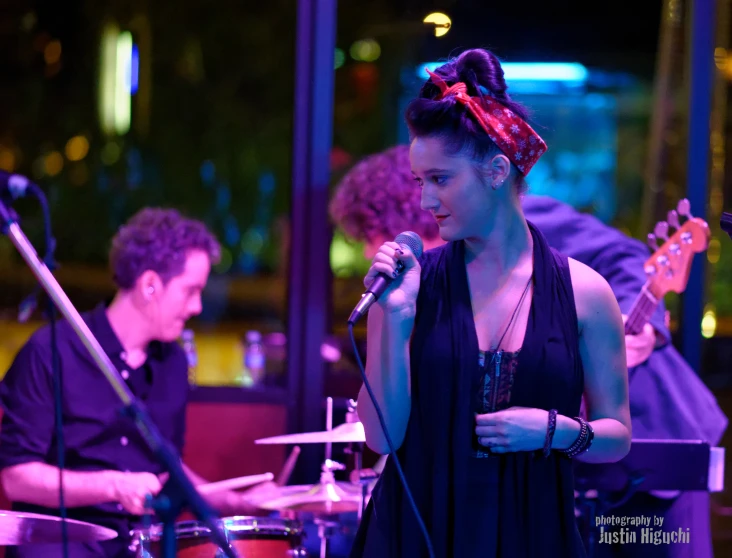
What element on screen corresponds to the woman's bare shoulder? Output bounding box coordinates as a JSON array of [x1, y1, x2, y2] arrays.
[[567, 257, 623, 333]]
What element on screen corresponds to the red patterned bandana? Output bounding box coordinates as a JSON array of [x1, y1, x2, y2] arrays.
[[426, 69, 547, 175]]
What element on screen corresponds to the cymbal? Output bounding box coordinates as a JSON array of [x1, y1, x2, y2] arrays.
[[0, 510, 118, 545], [253, 482, 362, 515], [255, 422, 365, 445]]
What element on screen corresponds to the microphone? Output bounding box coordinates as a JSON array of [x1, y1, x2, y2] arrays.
[[348, 231, 423, 325], [0, 171, 53, 322], [0, 171, 35, 200]]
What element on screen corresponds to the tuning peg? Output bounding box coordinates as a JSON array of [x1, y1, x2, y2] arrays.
[[647, 233, 659, 251], [677, 198, 692, 219], [667, 210, 680, 229], [655, 254, 670, 268], [654, 221, 669, 241]]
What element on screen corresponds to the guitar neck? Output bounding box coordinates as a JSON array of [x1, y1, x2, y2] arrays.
[[625, 283, 659, 335]]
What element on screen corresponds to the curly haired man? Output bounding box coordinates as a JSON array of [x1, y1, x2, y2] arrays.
[[0, 208, 265, 557]]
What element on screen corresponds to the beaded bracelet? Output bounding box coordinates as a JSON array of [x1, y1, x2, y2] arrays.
[[563, 417, 588, 457], [561, 417, 594, 458], [581, 420, 595, 455], [543, 409, 558, 458]]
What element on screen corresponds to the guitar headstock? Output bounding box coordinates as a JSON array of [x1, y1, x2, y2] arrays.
[[644, 199, 710, 299]]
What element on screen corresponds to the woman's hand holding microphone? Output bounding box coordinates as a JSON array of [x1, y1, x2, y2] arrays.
[[364, 240, 421, 318]]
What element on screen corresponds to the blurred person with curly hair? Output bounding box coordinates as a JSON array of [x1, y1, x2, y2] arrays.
[[0, 208, 271, 558], [330, 145, 442, 259]]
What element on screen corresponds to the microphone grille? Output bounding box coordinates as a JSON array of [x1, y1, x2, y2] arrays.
[[394, 231, 424, 259]]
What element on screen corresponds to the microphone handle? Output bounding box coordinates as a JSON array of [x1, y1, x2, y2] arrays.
[[348, 262, 406, 325], [348, 274, 389, 324]]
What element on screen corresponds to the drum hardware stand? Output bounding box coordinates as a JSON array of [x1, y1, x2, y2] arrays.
[[314, 517, 340, 558], [0, 184, 239, 558], [317, 457, 348, 502], [316, 398, 350, 554], [320, 397, 348, 488], [343, 399, 368, 522], [349, 467, 377, 523]]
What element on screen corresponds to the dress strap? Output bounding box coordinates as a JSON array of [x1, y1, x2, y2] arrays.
[[492, 275, 532, 352]]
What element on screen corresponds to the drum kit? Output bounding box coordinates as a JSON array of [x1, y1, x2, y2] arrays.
[[130, 396, 374, 557], [0, 398, 377, 557], [0, 510, 118, 545]]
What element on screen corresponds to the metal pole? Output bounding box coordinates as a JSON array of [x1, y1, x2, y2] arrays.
[[681, 0, 715, 373], [287, 0, 338, 484]]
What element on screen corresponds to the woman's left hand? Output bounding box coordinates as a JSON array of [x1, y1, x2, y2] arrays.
[[475, 407, 548, 453]]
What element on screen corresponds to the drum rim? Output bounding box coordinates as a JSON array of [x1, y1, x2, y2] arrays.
[[131, 516, 303, 539]]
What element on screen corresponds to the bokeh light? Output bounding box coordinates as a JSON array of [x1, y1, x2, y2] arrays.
[[65, 136, 90, 162], [349, 39, 380, 62], [423, 13, 452, 37]]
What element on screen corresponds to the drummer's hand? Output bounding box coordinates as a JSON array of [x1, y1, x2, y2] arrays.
[[243, 480, 279, 498], [110, 471, 162, 515], [227, 481, 280, 515]]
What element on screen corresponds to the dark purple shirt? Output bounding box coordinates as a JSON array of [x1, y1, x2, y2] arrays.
[[0, 303, 189, 556]]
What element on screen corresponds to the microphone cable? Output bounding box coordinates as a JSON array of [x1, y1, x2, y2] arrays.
[[347, 322, 435, 558]]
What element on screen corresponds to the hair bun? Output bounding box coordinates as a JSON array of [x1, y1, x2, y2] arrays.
[[455, 49, 508, 99]]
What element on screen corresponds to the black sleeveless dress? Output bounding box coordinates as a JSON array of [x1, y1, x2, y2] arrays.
[[349, 222, 587, 558]]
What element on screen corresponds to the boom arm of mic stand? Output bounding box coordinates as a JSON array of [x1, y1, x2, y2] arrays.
[[0, 201, 239, 558]]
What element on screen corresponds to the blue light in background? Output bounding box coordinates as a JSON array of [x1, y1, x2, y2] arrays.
[[416, 62, 589, 83], [200, 160, 216, 186], [96, 170, 109, 192], [258, 172, 275, 194], [126, 147, 143, 189], [224, 215, 240, 247], [130, 44, 139, 95], [215, 184, 231, 212], [239, 227, 266, 274]]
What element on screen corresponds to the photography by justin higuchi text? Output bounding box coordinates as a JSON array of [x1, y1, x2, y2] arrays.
[[595, 514, 690, 545]]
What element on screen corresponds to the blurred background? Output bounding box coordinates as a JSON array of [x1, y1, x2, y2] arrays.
[[1, 0, 732, 553]]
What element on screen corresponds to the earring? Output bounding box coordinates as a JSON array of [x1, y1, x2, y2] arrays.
[[492, 180, 503, 190], [147, 286, 155, 295]]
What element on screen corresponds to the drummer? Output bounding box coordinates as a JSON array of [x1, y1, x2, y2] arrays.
[[0, 208, 270, 558]]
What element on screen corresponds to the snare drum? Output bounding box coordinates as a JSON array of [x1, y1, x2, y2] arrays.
[[129, 516, 305, 557]]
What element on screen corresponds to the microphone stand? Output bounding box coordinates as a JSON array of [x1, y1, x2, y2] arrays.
[[0, 198, 238, 558]]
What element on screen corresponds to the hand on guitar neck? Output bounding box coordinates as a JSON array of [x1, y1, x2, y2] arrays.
[[622, 314, 657, 368], [579, 200, 709, 421], [622, 199, 710, 367]]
